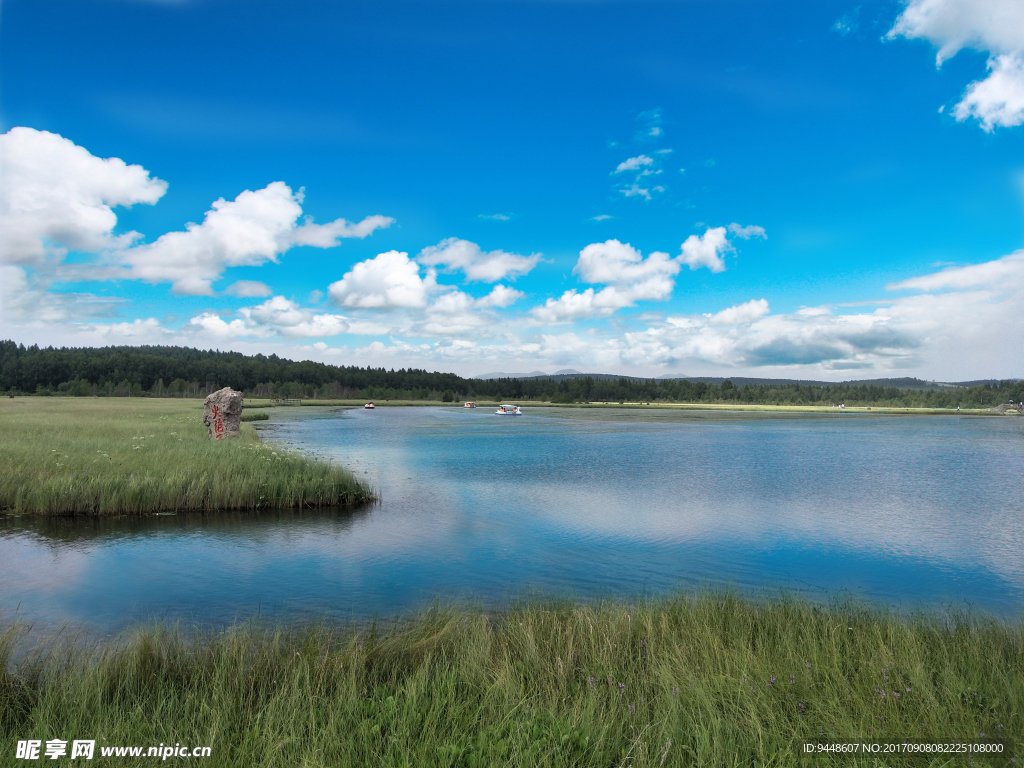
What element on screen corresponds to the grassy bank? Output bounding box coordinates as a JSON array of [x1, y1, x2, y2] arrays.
[[2, 597, 1019, 767], [0, 398, 373, 515]]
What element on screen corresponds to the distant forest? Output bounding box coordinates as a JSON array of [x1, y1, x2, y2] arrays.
[[2, 341, 1022, 408]]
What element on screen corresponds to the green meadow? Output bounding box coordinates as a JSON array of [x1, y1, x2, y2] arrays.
[[0, 398, 373, 515], [2, 596, 1020, 767]]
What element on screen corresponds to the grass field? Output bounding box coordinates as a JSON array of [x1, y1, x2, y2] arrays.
[[0, 398, 373, 515], [2, 596, 1019, 767]]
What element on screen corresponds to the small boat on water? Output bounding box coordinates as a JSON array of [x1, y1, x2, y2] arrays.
[[463, 402, 477, 408], [495, 404, 522, 415], [364, 402, 375, 409]]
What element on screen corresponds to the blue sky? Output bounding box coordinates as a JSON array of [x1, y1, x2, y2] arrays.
[[1, 0, 1022, 379]]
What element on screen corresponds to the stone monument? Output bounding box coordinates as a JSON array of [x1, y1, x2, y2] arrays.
[[203, 387, 243, 440]]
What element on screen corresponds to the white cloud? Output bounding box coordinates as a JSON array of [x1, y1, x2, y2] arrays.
[[95, 317, 169, 339], [245, 296, 351, 337], [225, 280, 273, 297], [120, 182, 393, 295], [417, 238, 541, 282], [475, 284, 524, 308], [679, 227, 733, 272], [289, 214, 394, 247], [705, 299, 770, 326], [575, 239, 677, 285], [478, 213, 511, 221], [888, 0, 1024, 130], [532, 240, 681, 322], [0, 127, 167, 267], [887, 0, 1024, 64], [590, 214, 614, 221], [187, 295, 355, 340], [620, 184, 652, 201], [888, 249, 1024, 290], [727, 223, 768, 240], [0, 265, 128, 326], [952, 53, 1024, 130], [188, 313, 255, 340], [614, 155, 654, 174], [328, 250, 434, 309]]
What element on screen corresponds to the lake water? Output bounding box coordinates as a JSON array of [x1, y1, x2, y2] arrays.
[[2, 406, 1022, 634]]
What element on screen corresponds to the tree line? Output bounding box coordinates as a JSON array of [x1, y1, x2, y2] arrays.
[[1, 341, 1021, 408]]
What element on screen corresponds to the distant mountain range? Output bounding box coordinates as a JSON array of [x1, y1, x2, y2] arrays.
[[471, 371, 1017, 389]]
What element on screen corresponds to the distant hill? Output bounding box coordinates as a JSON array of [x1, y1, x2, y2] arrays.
[[478, 372, 1016, 390]]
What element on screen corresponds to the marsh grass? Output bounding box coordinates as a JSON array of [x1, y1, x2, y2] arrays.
[[0, 398, 373, 515], [2, 596, 1020, 766]]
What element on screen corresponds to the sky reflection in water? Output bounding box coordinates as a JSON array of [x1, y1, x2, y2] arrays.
[[2, 407, 1022, 633]]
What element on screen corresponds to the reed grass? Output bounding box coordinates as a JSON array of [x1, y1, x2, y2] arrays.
[[0, 398, 373, 515], [2, 596, 1020, 766]]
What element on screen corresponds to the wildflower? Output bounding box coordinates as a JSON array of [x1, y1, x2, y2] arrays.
[[672, 687, 678, 697], [806, 662, 812, 670], [640, 639, 646, 648], [906, 687, 912, 693], [618, 683, 625, 698], [894, 692, 901, 699], [588, 676, 595, 689], [789, 674, 795, 684], [798, 702, 805, 710], [769, 675, 776, 684], [628, 703, 635, 715]]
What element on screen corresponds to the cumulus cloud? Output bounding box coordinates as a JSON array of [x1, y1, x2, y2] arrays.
[[952, 53, 1024, 130], [188, 313, 256, 340], [575, 239, 677, 285], [417, 238, 541, 282], [328, 250, 434, 309], [532, 240, 680, 322], [121, 182, 393, 295], [888, 0, 1024, 130], [0, 127, 167, 266], [705, 298, 770, 326], [225, 280, 273, 297], [188, 295, 355, 340], [679, 227, 733, 272], [244, 296, 351, 337], [475, 284, 524, 308]]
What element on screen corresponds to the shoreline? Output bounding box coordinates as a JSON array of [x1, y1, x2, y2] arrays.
[[0, 398, 375, 517], [246, 397, 1002, 416]]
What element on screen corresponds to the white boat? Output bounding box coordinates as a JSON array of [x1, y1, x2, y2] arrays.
[[495, 404, 522, 415], [364, 402, 375, 409], [463, 402, 477, 408]]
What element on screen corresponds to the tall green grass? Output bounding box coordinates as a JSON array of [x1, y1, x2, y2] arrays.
[[2, 597, 1020, 766], [0, 398, 373, 515]]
